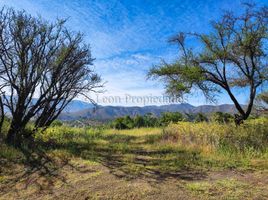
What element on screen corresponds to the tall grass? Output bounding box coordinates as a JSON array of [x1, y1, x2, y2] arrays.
[[161, 118, 268, 169], [1, 118, 268, 171]]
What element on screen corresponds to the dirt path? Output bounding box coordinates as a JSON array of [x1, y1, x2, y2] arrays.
[[1, 158, 267, 200]]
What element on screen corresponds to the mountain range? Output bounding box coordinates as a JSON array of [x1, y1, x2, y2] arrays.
[[59, 100, 238, 121]]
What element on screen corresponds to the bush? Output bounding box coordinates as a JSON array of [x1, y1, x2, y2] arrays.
[[35, 126, 100, 145], [112, 116, 133, 129], [160, 112, 184, 125], [111, 112, 185, 129], [194, 113, 208, 122], [211, 112, 234, 124], [51, 120, 63, 127], [133, 115, 145, 128]]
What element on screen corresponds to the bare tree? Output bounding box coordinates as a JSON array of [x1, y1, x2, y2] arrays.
[[149, 3, 268, 125], [0, 8, 102, 146]]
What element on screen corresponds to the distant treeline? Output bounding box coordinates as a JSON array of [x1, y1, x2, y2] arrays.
[[109, 112, 236, 129]]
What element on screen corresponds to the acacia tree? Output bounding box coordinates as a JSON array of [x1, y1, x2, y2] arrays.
[[148, 3, 268, 125], [0, 8, 102, 146]]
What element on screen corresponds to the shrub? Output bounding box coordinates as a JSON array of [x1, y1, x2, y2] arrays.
[[112, 117, 132, 129], [194, 113, 208, 122], [160, 112, 184, 125], [211, 112, 234, 124], [35, 126, 100, 145], [133, 115, 145, 128], [51, 120, 63, 127]]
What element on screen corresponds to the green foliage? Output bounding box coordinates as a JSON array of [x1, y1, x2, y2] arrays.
[[0, 117, 10, 139], [112, 116, 133, 129], [1, 117, 267, 200], [149, 62, 205, 97], [51, 120, 63, 127], [133, 115, 145, 128], [111, 112, 185, 129], [143, 113, 159, 127], [0, 144, 24, 161], [110, 112, 266, 129], [218, 118, 268, 153], [35, 126, 103, 148], [148, 4, 268, 120], [160, 112, 184, 125], [211, 112, 234, 124], [2, 113, 267, 173], [186, 178, 252, 199], [115, 117, 128, 129], [111, 114, 154, 129], [123, 116, 134, 129], [194, 113, 208, 122], [32, 118, 268, 172]]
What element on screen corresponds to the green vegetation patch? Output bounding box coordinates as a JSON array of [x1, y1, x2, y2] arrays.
[[186, 178, 261, 200]]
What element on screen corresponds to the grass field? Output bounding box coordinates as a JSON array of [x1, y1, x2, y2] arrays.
[[0, 119, 268, 199]]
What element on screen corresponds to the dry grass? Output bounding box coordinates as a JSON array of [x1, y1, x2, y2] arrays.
[[0, 118, 268, 199]]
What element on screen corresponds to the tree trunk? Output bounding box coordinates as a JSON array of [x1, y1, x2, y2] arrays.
[[0, 96, 4, 134], [6, 119, 24, 147], [234, 114, 245, 126]]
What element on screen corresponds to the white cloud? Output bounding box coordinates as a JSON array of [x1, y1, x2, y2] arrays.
[[0, 0, 253, 106]]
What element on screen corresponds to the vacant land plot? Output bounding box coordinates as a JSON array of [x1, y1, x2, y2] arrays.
[[0, 121, 268, 199]]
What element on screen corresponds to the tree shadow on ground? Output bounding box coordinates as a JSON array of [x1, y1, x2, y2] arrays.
[[0, 132, 207, 195], [0, 141, 98, 195], [0, 144, 65, 193], [44, 132, 208, 184]]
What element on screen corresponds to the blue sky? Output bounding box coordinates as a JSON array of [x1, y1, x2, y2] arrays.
[[0, 0, 267, 106]]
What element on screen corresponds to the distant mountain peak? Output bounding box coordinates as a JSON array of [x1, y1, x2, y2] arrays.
[[60, 100, 238, 121]]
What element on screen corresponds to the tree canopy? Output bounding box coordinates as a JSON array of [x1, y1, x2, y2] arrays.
[[0, 8, 102, 146], [148, 3, 268, 124]]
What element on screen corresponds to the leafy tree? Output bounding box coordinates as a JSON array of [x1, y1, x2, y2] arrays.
[[211, 112, 234, 123], [111, 113, 162, 130], [112, 116, 134, 129], [112, 117, 128, 129], [0, 8, 102, 146], [160, 112, 184, 125], [133, 115, 145, 128], [143, 113, 159, 127], [184, 113, 196, 122], [194, 113, 208, 122], [148, 3, 268, 125], [122, 116, 134, 129]]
